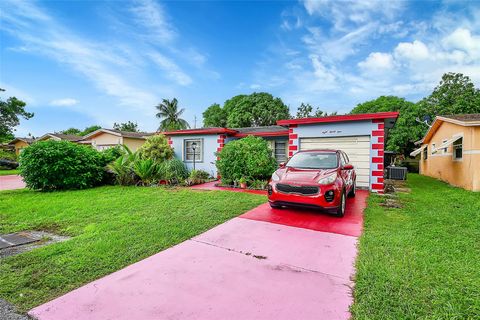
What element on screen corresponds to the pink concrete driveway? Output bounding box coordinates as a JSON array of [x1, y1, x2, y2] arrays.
[[29, 189, 368, 320], [0, 175, 26, 190]]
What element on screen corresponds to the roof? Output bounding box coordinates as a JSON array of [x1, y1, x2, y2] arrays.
[[276, 112, 400, 126], [82, 128, 154, 140], [231, 126, 289, 137], [38, 133, 83, 142], [8, 137, 35, 145], [421, 113, 480, 144], [162, 128, 237, 136]]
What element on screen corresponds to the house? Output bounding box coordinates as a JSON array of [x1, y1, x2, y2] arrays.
[[8, 137, 35, 155], [164, 112, 399, 192], [410, 114, 480, 191], [37, 133, 83, 142], [80, 128, 154, 152]]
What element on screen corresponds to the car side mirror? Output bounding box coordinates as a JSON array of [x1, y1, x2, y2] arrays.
[[279, 162, 286, 168], [342, 164, 354, 170]]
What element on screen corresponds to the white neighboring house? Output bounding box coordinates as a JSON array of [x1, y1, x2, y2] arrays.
[[80, 129, 154, 152], [37, 133, 83, 143]]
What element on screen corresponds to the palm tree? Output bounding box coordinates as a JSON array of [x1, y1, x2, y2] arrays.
[[155, 98, 190, 131]]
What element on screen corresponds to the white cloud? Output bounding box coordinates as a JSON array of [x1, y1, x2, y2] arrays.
[[129, 0, 176, 43], [148, 52, 192, 86], [50, 98, 79, 106], [358, 52, 394, 72], [394, 40, 430, 61], [442, 28, 480, 61]]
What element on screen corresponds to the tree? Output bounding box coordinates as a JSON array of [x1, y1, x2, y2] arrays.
[[155, 98, 190, 131], [0, 89, 33, 142], [296, 103, 336, 118], [351, 96, 423, 155], [203, 103, 227, 127], [113, 121, 138, 132], [60, 128, 82, 135], [81, 125, 101, 136], [421, 72, 480, 116]]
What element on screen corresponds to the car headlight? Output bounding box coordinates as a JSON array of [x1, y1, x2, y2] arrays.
[[318, 173, 337, 185], [271, 172, 281, 181]]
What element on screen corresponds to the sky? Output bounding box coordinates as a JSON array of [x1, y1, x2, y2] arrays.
[[1, 0, 479, 137]]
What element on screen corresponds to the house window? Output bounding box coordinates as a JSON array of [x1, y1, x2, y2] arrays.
[[423, 146, 428, 160], [274, 141, 287, 163], [442, 139, 448, 153], [184, 139, 203, 162], [453, 138, 463, 160]]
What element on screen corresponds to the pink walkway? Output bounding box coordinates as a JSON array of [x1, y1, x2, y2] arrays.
[[0, 175, 26, 190], [29, 185, 367, 320]]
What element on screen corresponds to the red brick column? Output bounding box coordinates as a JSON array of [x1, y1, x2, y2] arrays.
[[216, 134, 226, 179], [371, 120, 385, 193], [288, 124, 298, 157]]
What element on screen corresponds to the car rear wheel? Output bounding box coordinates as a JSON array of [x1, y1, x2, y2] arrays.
[[335, 191, 346, 217], [348, 180, 356, 197]]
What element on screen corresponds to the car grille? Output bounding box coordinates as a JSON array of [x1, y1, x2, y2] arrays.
[[276, 184, 319, 195]]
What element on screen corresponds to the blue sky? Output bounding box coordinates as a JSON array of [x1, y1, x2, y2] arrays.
[[1, 0, 479, 137]]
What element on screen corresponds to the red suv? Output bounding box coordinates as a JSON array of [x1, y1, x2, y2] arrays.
[[268, 149, 356, 217]]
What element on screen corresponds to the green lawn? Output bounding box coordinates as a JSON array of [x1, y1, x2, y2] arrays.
[[0, 186, 265, 312], [352, 174, 480, 319], [0, 169, 19, 176]]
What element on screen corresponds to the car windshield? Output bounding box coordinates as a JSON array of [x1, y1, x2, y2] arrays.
[[286, 152, 338, 169]]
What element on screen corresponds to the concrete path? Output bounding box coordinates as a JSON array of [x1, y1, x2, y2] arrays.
[[29, 189, 368, 320], [0, 175, 26, 191]]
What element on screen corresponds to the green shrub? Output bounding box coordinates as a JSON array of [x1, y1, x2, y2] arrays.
[[186, 169, 211, 186], [19, 140, 105, 190], [216, 136, 277, 184], [107, 149, 136, 186], [133, 157, 158, 185], [0, 149, 16, 161], [158, 158, 188, 184], [138, 134, 174, 162], [100, 145, 125, 164]]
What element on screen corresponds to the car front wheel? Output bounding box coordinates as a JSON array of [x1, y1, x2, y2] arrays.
[[335, 191, 346, 217]]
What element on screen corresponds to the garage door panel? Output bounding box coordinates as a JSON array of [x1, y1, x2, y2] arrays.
[[299, 136, 371, 188]]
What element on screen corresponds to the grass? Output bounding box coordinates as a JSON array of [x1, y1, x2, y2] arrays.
[[0, 169, 19, 176], [0, 186, 265, 312], [352, 174, 480, 319]]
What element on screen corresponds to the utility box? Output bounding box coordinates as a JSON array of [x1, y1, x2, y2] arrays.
[[387, 166, 407, 180]]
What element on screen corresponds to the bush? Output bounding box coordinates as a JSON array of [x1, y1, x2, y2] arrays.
[[158, 158, 188, 184], [186, 169, 211, 186], [133, 157, 158, 185], [138, 134, 174, 163], [216, 136, 277, 184], [101, 145, 125, 164], [19, 141, 105, 190], [107, 148, 136, 186], [0, 149, 16, 161]]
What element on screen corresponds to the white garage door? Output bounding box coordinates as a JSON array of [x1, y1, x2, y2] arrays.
[[299, 136, 371, 187]]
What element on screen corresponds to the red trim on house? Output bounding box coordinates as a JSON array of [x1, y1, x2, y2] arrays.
[[377, 150, 384, 156], [289, 133, 298, 139], [372, 130, 384, 137], [289, 124, 298, 128], [377, 177, 384, 183], [377, 123, 385, 129], [377, 163, 384, 170], [277, 112, 399, 126], [372, 119, 384, 123], [372, 170, 383, 176], [372, 157, 383, 163], [377, 137, 385, 143], [289, 145, 298, 151], [372, 143, 384, 149], [288, 151, 294, 157], [232, 131, 289, 138], [372, 183, 383, 190], [162, 128, 237, 136]]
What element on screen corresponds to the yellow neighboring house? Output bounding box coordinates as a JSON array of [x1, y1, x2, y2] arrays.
[[411, 114, 480, 191], [80, 128, 153, 152], [37, 133, 83, 142], [8, 137, 35, 155]]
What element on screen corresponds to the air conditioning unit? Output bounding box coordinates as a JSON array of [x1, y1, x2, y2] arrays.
[[387, 166, 407, 180]]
